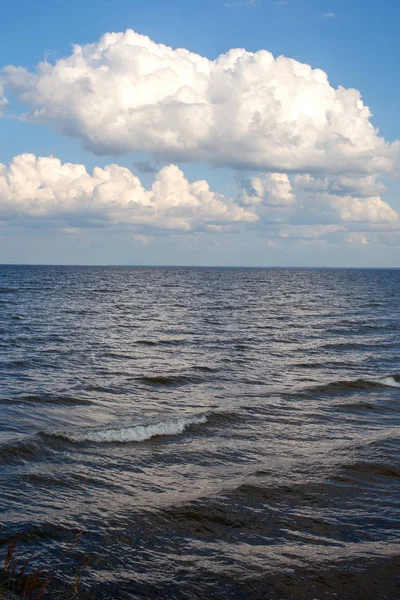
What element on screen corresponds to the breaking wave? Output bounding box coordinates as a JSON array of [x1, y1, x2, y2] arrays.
[[373, 376, 400, 388], [44, 414, 208, 444]]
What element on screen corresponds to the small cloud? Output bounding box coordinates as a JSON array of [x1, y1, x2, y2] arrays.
[[322, 12, 337, 18], [63, 227, 81, 235], [224, 0, 255, 7], [132, 161, 157, 174], [132, 234, 152, 245], [345, 233, 370, 246], [0, 80, 9, 115]]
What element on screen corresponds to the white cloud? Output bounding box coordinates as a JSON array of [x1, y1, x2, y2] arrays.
[[236, 171, 400, 243], [292, 173, 397, 224], [238, 173, 295, 206], [293, 173, 387, 198], [132, 233, 152, 245], [2, 29, 398, 174], [0, 154, 257, 232], [0, 80, 8, 115], [1, 154, 398, 247], [322, 12, 337, 19], [345, 232, 370, 245]]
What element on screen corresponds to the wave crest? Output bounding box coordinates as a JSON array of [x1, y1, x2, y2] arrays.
[[44, 414, 208, 444], [373, 376, 400, 389]]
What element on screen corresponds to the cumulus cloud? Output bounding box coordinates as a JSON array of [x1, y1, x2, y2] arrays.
[[293, 173, 387, 198], [2, 29, 398, 173], [238, 173, 294, 206], [0, 154, 257, 231], [1, 154, 398, 246], [237, 171, 400, 243], [292, 173, 397, 225]]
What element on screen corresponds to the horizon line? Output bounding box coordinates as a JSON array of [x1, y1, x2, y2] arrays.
[[1, 263, 399, 270]]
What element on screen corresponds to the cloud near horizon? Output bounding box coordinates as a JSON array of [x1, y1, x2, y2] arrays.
[[0, 154, 256, 233], [1, 154, 399, 246], [2, 29, 399, 174]]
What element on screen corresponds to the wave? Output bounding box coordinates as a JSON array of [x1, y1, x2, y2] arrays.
[[309, 375, 400, 394], [134, 339, 186, 347], [373, 376, 400, 388], [0, 437, 41, 464], [338, 462, 400, 481], [103, 352, 135, 360], [338, 401, 377, 411], [137, 375, 200, 386], [0, 394, 92, 406], [43, 414, 208, 443]]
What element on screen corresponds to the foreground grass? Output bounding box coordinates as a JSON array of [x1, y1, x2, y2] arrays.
[[0, 537, 95, 600]]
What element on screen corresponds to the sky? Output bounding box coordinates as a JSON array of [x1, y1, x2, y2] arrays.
[[1, 0, 400, 266]]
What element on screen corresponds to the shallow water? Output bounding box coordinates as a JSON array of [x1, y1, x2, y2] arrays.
[[0, 266, 399, 599]]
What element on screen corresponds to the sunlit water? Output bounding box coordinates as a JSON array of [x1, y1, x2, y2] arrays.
[[1, 266, 399, 599]]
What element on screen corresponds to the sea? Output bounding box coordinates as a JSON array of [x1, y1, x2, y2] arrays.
[[0, 265, 399, 599]]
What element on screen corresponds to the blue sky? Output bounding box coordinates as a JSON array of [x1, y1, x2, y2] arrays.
[[1, 0, 400, 266]]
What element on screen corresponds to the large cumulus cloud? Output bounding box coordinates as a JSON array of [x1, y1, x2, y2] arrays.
[[2, 29, 399, 173], [0, 154, 256, 231]]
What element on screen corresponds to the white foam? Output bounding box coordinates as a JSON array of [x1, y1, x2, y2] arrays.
[[373, 376, 400, 389], [49, 414, 207, 443]]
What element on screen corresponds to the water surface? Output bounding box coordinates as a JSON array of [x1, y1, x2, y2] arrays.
[[1, 266, 399, 599]]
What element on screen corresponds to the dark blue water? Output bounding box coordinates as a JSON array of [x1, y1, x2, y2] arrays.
[[1, 266, 399, 599]]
